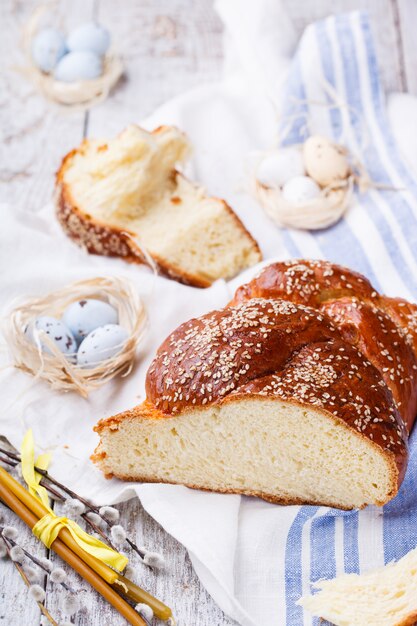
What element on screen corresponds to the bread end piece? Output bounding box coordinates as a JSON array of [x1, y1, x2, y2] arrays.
[[299, 546, 417, 626], [56, 125, 261, 288]]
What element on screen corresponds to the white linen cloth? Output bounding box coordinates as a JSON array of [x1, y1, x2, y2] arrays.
[[3, 2, 417, 625]]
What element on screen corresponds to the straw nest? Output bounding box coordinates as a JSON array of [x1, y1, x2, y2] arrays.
[[253, 177, 352, 231], [21, 5, 123, 110], [4, 276, 147, 397], [251, 143, 354, 231]]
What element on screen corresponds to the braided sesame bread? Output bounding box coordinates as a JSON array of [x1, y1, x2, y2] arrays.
[[93, 259, 417, 509], [55, 124, 261, 288]]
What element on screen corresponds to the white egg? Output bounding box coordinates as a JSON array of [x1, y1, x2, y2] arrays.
[[31, 28, 67, 73], [303, 135, 349, 187], [26, 316, 76, 359], [256, 148, 305, 188], [66, 22, 111, 56], [63, 299, 118, 343], [54, 51, 103, 82], [282, 176, 321, 205], [77, 324, 129, 368]]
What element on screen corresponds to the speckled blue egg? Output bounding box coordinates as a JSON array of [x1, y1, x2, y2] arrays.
[[26, 316, 76, 358], [31, 28, 67, 73], [62, 299, 118, 343], [66, 22, 111, 56], [77, 324, 129, 368], [54, 51, 103, 82]]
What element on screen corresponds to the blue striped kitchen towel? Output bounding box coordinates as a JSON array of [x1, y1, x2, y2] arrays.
[[278, 10, 417, 626]]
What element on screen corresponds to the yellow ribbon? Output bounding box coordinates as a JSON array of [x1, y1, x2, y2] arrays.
[[21, 430, 128, 573], [21, 430, 52, 511]]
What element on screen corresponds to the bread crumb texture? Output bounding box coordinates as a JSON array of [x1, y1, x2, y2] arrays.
[[57, 124, 261, 286]]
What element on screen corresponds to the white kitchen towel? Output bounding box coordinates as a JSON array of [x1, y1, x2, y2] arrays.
[[2, 3, 417, 626]]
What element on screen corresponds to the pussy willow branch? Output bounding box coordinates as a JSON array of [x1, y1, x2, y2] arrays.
[[0, 501, 154, 626], [0, 446, 150, 563], [0, 454, 16, 468], [0, 519, 75, 593], [0, 532, 58, 626]]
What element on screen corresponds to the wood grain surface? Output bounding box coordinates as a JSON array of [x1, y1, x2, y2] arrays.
[[1, 0, 416, 624]]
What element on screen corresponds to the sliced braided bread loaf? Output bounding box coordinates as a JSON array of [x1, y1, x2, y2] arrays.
[[93, 260, 417, 510]]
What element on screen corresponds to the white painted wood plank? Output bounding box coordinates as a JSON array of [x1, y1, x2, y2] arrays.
[[396, 0, 417, 95], [1, 495, 237, 625], [121, 499, 237, 626], [0, 0, 93, 213], [0, 500, 47, 626], [282, 0, 405, 93], [87, 0, 223, 136]]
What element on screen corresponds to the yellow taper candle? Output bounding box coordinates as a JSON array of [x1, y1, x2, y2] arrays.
[[113, 574, 174, 621], [0, 465, 119, 584], [0, 464, 175, 620]]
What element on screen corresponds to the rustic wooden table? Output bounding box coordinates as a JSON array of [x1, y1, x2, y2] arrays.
[[1, 1, 417, 624]]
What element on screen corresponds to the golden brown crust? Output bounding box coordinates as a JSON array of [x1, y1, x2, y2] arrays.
[[55, 133, 261, 289], [230, 259, 377, 308], [229, 259, 417, 433], [382, 296, 417, 356], [321, 298, 417, 432], [145, 298, 340, 413]]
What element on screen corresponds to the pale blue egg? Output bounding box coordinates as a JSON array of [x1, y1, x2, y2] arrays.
[[63, 299, 118, 343], [66, 22, 111, 56], [77, 324, 129, 368], [54, 51, 103, 82], [31, 28, 66, 73], [26, 316, 77, 359]]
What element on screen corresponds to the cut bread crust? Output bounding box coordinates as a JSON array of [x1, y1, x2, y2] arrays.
[[55, 125, 261, 288]]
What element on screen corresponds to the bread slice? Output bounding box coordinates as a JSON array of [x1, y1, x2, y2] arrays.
[[299, 547, 417, 626], [93, 298, 407, 510], [56, 124, 261, 287]]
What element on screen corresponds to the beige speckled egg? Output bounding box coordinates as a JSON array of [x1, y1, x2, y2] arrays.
[[303, 135, 349, 187]]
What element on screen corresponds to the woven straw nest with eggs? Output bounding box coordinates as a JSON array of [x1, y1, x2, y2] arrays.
[[4, 276, 146, 396], [22, 6, 123, 108], [253, 135, 354, 230]]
